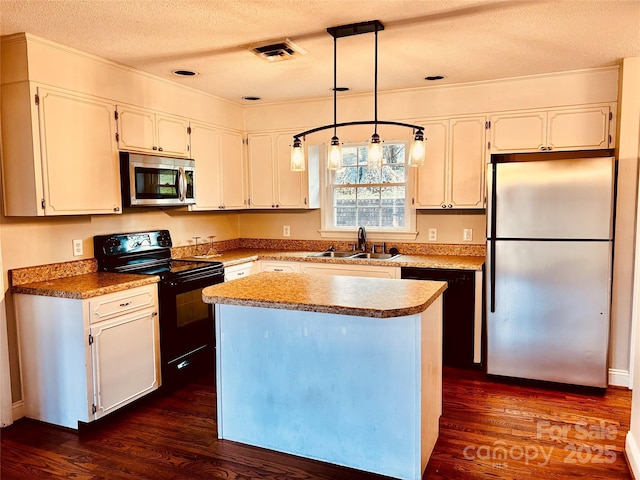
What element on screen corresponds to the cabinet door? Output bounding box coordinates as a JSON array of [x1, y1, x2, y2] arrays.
[[219, 131, 246, 209], [38, 87, 121, 215], [547, 106, 610, 151], [91, 308, 159, 420], [117, 105, 156, 153], [190, 123, 223, 210], [275, 133, 307, 208], [489, 112, 546, 153], [155, 113, 190, 157], [247, 134, 276, 208], [414, 120, 448, 208], [448, 116, 486, 208]]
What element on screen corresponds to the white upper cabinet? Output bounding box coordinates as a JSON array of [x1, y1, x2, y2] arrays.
[[247, 132, 319, 209], [489, 105, 613, 153], [415, 116, 487, 209], [116, 104, 191, 157], [189, 122, 246, 210], [1, 83, 121, 216]]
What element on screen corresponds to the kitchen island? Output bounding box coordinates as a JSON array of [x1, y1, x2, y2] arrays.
[[202, 272, 446, 480]]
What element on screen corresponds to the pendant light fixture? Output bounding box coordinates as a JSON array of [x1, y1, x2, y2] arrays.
[[291, 20, 426, 171]]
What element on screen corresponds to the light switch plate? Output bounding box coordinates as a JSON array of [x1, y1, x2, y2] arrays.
[[283, 225, 290, 237], [463, 229, 473, 241], [428, 228, 437, 242], [72, 239, 83, 256]]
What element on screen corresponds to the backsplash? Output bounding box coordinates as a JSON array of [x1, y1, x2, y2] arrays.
[[171, 238, 486, 258]]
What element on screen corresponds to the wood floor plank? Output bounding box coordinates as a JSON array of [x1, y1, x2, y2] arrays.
[[1, 368, 632, 479]]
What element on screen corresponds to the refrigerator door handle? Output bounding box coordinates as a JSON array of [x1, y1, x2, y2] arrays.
[[489, 162, 497, 313]]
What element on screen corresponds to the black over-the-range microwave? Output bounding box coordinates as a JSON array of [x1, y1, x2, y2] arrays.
[[120, 152, 196, 207]]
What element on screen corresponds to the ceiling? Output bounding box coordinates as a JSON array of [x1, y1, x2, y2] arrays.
[[1, 0, 639, 105]]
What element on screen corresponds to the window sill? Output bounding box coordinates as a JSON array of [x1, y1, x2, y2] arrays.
[[318, 229, 418, 241]]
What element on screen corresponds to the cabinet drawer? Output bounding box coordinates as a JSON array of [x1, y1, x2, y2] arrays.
[[225, 262, 256, 281], [89, 284, 158, 324], [260, 261, 300, 273]]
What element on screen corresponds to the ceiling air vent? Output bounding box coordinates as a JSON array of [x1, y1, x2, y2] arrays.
[[250, 38, 307, 62]]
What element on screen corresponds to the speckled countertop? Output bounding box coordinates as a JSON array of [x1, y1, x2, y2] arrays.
[[9, 243, 482, 299], [186, 248, 485, 271], [202, 272, 447, 318], [11, 272, 160, 299]]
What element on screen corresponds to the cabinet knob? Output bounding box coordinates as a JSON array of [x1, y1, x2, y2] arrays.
[[441, 204, 447, 209], [158, 147, 163, 152], [539, 146, 546, 151], [113, 206, 120, 212], [153, 146, 158, 151], [448, 204, 453, 209]]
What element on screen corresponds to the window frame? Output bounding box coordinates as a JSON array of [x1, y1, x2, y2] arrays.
[[316, 141, 418, 241]]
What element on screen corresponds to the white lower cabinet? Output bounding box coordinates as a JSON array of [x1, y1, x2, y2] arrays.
[[15, 284, 160, 429]]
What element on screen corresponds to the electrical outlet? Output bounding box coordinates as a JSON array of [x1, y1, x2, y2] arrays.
[[463, 228, 473, 242], [428, 228, 437, 242], [283, 225, 290, 237], [72, 239, 83, 256]]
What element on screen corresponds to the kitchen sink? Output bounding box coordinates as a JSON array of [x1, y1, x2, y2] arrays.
[[350, 252, 400, 260], [307, 251, 400, 260], [308, 251, 355, 258]]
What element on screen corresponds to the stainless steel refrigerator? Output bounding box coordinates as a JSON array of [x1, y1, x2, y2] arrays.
[[486, 153, 615, 388]]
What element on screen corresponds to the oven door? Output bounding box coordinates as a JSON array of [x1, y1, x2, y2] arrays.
[[159, 272, 223, 388]]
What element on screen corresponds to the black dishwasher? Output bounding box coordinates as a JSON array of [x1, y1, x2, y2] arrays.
[[401, 267, 477, 369]]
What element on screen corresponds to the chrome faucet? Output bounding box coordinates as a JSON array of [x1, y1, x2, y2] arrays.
[[357, 226, 367, 252]]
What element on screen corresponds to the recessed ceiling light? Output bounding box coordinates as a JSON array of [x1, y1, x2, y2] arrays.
[[172, 69, 198, 77], [331, 87, 350, 92], [424, 75, 446, 81], [242, 96, 262, 101]]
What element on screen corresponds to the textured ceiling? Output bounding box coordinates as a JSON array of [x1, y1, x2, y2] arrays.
[[1, 0, 639, 105]]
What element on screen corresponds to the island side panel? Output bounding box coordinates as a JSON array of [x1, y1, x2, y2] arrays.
[[420, 295, 443, 473], [215, 304, 424, 480]]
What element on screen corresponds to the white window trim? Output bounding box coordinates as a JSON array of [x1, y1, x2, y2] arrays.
[[312, 143, 419, 241]]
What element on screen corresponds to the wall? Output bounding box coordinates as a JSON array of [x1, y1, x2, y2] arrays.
[[238, 209, 487, 245], [622, 57, 640, 475]]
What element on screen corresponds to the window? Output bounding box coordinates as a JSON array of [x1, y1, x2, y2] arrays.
[[320, 142, 417, 239]]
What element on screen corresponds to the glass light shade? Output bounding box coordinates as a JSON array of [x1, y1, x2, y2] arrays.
[[290, 138, 305, 171], [327, 136, 342, 170], [408, 131, 426, 167], [367, 133, 383, 169]]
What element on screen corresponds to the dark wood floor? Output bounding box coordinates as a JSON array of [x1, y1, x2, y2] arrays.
[[1, 367, 632, 479]]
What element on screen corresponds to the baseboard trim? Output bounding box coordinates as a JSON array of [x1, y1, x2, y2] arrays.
[[12, 400, 24, 422], [609, 368, 630, 388], [626, 431, 640, 478]]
